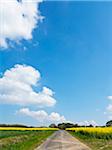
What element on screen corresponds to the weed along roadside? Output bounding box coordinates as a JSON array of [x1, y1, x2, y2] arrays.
[[66, 127, 112, 150]]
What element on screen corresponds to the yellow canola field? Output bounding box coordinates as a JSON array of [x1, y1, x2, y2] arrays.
[[66, 127, 112, 139], [0, 127, 59, 131], [66, 127, 112, 133]]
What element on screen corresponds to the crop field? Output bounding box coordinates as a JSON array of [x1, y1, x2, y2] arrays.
[[67, 127, 112, 150], [0, 127, 58, 131], [0, 128, 57, 150]]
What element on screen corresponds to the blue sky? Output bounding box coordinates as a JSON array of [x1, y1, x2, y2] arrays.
[[0, 1, 112, 126]]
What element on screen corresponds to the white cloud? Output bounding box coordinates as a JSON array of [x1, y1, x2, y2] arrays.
[[17, 108, 66, 123], [0, 64, 56, 107], [42, 87, 54, 96], [78, 120, 98, 127], [18, 108, 48, 121], [49, 112, 66, 122], [0, 0, 43, 48], [107, 96, 112, 100]]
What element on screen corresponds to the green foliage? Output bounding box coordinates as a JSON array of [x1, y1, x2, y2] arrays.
[[49, 124, 57, 128], [106, 120, 112, 127], [70, 131, 112, 150], [57, 123, 78, 130], [0, 130, 32, 139]]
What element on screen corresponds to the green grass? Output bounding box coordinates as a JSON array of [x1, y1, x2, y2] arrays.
[[0, 130, 33, 139], [0, 130, 55, 150], [70, 131, 112, 150]]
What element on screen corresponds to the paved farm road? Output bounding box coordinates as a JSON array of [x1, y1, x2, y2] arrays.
[[35, 130, 91, 150]]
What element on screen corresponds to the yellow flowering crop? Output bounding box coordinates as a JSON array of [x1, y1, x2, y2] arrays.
[[0, 127, 59, 131], [66, 127, 112, 139], [66, 127, 112, 133]]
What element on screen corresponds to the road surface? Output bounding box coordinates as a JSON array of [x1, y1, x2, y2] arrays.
[[35, 130, 91, 150]]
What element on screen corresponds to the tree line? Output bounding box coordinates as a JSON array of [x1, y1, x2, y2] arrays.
[[0, 120, 112, 129], [49, 120, 112, 129]]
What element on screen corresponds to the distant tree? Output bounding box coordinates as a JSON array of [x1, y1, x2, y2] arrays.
[[49, 124, 57, 128], [58, 123, 66, 130], [106, 120, 112, 127], [88, 124, 93, 127], [57, 122, 79, 130]]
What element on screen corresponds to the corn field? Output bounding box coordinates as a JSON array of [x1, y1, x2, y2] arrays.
[[66, 127, 112, 140]]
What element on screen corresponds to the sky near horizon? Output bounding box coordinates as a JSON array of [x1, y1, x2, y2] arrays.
[[0, 0, 112, 126]]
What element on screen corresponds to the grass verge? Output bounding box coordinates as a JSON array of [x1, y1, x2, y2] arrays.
[[69, 131, 112, 150], [0, 130, 55, 150]]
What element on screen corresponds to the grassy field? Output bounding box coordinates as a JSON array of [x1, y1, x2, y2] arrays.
[[67, 127, 112, 150], [0, 129, 55, 150]]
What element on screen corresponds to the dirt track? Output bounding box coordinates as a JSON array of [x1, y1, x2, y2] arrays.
[[35, 130, 91, 150]]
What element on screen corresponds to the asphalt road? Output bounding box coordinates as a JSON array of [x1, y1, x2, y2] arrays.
[[35, 130, 91, 150]]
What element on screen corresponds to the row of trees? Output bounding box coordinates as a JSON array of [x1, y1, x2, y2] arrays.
[[49, 120, 112, 130], [0, 120, 112, 129], [49, 123, 95, 130], [106, 120, 112, 127], [0, 124, 31, 128]]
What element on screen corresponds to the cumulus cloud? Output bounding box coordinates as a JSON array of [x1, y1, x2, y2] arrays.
[[0, 0, 43, 48], [0, 64, 56, 107], [107, 96, 112, 100], [17, 108, 66, 123], [49, 112, 66, 122], [78, 120, 98, 127]]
